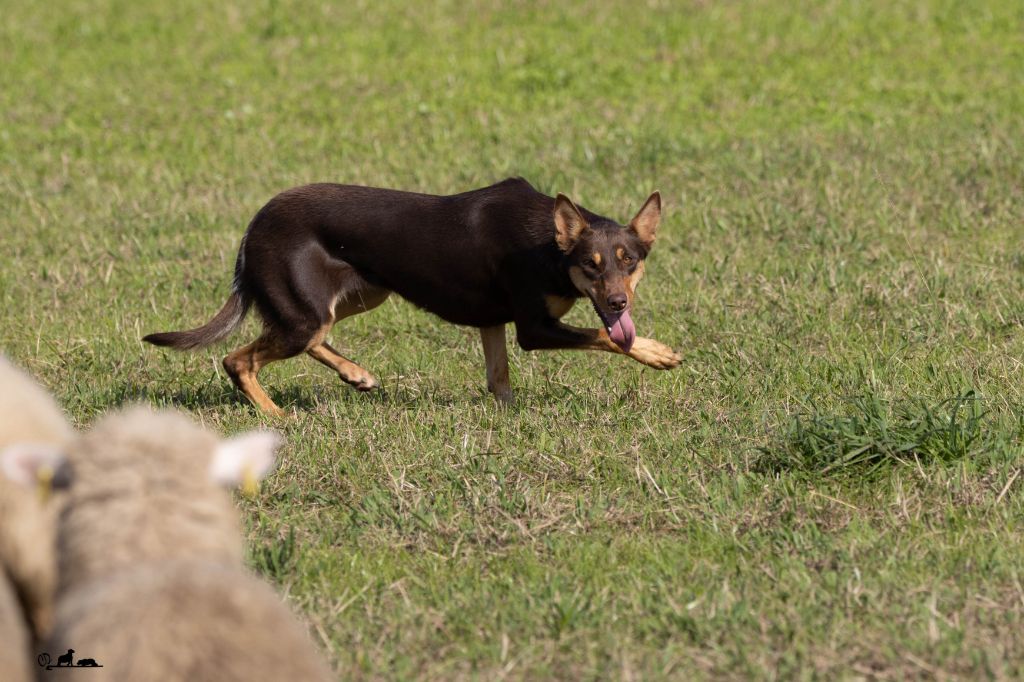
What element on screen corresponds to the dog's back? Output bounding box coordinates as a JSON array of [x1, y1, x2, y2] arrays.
[[238, 177, 567, 327]]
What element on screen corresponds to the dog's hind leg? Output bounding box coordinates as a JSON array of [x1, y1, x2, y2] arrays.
[[223, 333, 306, 417], [306, 275, 391, 391], [223, 246, 385, 414], [480, 325, 512, 403], [307, 341, 380, 391]]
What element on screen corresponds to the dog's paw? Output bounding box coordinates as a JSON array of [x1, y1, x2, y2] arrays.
[[489, 386, 514, 404], [341, 369, 380, 392], [629, 338, 682, 370]]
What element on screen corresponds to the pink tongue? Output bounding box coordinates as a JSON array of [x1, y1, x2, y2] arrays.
[[606, 310, 636, 352]]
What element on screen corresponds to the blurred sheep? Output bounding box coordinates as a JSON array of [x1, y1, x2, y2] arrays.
[[47, 407, 332, 681], [0, 358, 73, 681]]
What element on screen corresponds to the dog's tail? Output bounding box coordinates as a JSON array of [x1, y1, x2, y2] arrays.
[[143, 291, 250, 351]]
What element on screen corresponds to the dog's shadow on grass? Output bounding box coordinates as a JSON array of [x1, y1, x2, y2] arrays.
[[104, 373, 616, 419], [105, 376, 484, 416], [96, 378, 313, 415], [165, 384, 322, 414], [96, 383, 238, 412]]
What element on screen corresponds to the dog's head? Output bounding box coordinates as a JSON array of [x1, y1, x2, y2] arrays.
[[553, 191, 661, 352]]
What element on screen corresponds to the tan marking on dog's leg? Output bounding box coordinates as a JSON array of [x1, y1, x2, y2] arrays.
[[547, 324, 681, 369], [307, 284, 391, 391], [626, 337, 681, 369], [542, 324, 624, 353], [583, 328, 680, 369], [480, 325, 512, 403], [223, 339, 291, 417], [304, 322, 334, 351], [307, 342, 380, 391]]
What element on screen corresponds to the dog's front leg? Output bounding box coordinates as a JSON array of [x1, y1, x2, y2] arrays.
[[480, 325, 513, 403], [515, 318, 681, 370]]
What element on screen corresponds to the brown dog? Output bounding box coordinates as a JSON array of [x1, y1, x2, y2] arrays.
[[144, 177, 681, 414]]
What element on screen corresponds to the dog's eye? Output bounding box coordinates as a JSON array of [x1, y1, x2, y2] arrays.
[[622, 255, 634, 265], [584, 259, 597, 269]]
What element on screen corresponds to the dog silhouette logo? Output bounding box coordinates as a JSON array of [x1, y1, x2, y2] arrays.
[[37, 649, 103, 670]]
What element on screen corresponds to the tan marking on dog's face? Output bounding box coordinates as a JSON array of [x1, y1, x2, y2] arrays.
[[616, 247, 624, 260], [572, 264, 627, 317], [627, 260, 645, 295], [592, 252, 601, 266], [612, 261, 646, 311], [568, 265, 594, 297], [545, 295, 576, 319]]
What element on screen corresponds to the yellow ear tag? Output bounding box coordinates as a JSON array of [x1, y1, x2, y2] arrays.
[[241, 464, 258, 499], [36, 465, 54, 504]]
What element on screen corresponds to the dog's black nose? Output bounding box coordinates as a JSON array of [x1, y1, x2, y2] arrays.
[[607, 293, 628, 312]]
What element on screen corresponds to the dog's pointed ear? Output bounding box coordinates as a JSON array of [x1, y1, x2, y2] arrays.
[[628, 191, 661, 249], [553, 193, 590, 253]]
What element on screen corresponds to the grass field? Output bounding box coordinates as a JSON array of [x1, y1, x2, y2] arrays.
[[3, 0, 1024, 678]]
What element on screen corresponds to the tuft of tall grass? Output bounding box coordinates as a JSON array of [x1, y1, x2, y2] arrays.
[[758, 391, 987, 476]]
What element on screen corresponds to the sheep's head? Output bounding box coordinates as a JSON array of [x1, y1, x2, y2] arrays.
[[209, 430, 281, 498], [69, 406, 280, 498], [1, 443, 73, 502], [0, 444, 73, 638], [59, 407, 281, 589]]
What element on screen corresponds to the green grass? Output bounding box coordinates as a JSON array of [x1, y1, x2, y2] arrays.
[[757, 391, 991, 476], [3, 0, 1024, 678]]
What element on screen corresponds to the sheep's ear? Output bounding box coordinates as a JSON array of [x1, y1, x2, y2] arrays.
[[1, 443, 72, 499], [209, 431, 281, 494]]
